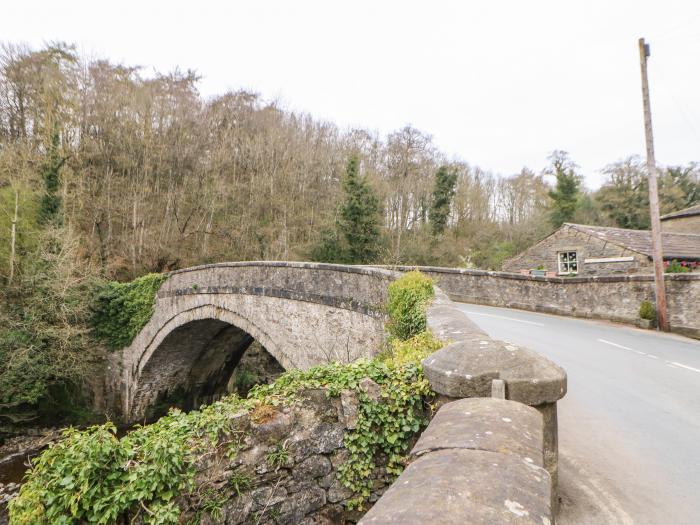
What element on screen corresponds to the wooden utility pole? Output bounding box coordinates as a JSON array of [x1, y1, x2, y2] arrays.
[[638, 37, 669, 331]]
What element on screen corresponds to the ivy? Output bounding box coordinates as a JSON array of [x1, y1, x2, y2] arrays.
[[8, 402, 249, 524], [91, 273, 168, 349]]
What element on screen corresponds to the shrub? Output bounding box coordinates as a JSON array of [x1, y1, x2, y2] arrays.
[[386, 271, 434, 340], [639, 300, 656, 321], [92, 273, 168, 349]]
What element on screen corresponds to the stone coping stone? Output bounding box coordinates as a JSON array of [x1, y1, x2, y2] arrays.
[[358, 449, 552, 525], [170, 261, 400, 279], [423, 292, 567, 405], [411, 398, 544, 467]]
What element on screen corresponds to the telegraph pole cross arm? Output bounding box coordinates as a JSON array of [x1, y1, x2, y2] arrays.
[[638, 37, 670, 332]]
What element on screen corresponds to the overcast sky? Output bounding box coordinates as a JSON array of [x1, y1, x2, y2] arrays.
[[3, 1, 700, 188]]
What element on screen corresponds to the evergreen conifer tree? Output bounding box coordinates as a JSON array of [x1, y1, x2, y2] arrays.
[[338, 155, 381, 263], [38, 130, 66, 224], [429, 165, 458, 236], [547, 151, 581, 227]]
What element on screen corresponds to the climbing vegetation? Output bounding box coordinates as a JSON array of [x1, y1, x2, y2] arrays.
[[91, 273, 168, 349], [665, 259, 691, 273], [10, 271, 441, 522], [386, 271, 435, 340]]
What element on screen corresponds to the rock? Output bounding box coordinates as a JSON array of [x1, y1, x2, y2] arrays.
[[293, 455, 331, 480], [222, 493, 254, 525], [291, 423, 344, 458], [359, 449, 552, 525], [327, 479, 353, 503], [359, 377, 381, 401], [298, 504, 346, 525], [276, 486, 326, 525], [411, 398, 544, 467], [340, 390, 359, 429], [251, 410, 295, 443], [330, 449, 349, 468], [250, 485, 288, 509], [317, 472, 334, 489]]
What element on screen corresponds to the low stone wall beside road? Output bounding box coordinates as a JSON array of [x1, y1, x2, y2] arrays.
[[385, 266, 700, 340], [360, 399, 553, 525]]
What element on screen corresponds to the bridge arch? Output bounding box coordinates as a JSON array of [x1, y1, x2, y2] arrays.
[[116, 262, 397, 422]]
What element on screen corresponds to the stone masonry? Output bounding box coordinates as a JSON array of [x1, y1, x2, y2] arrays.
[[175, 387, 406, 525], [387, 265, 700, 340], [99, 261, 565, 525], [359, 399, 553, 525], [112, 262, 396, 422]]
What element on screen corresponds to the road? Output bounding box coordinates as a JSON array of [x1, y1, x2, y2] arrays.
[[457, 303, 700, 525]]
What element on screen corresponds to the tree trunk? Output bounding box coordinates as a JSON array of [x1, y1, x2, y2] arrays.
[[8, 189, 18, 284]]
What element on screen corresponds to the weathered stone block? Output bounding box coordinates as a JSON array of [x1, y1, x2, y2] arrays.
[[277, 486, 326, 525], [293, 455, 332, 480], [359, 449, 552, 525], [412, 398, 544, 467], [340, 389, 359, 429]]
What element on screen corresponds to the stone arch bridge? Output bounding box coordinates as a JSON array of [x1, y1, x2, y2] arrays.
[[110, 262, 396, 422]]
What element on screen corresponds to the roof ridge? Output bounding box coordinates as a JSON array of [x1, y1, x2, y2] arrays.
[[661, 231, 700, 238], [660, 203, 700, 220], [565, 223, 649, 233], [565, 223, 700, 238]]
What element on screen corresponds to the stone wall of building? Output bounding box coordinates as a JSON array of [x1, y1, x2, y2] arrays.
[[502, 225, 651, 276], [391, 266, 700, 340], [661, 214, 700, 234]]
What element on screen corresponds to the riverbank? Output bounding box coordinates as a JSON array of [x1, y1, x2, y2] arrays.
[[0, 429, 61, 523]]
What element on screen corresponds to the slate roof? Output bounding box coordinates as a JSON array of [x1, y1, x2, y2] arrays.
[[660, 204, 700, 221], [565, 223, 700, 261]]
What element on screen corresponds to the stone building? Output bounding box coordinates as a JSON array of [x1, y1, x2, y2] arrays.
[[661, 204, 700, 234], [503, 223, 700, 276]]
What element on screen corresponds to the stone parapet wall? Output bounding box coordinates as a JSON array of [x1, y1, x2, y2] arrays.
[[363, 280, 566, 523], [661, 214, 700, 234], [165, 261, 396, 313], [383, 265, 700, 339]]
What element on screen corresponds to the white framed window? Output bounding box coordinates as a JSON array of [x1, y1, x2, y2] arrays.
[[557, 251, 578, 274]]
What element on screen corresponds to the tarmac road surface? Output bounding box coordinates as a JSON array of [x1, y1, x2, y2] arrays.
[[457, 303, 700, 525]]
